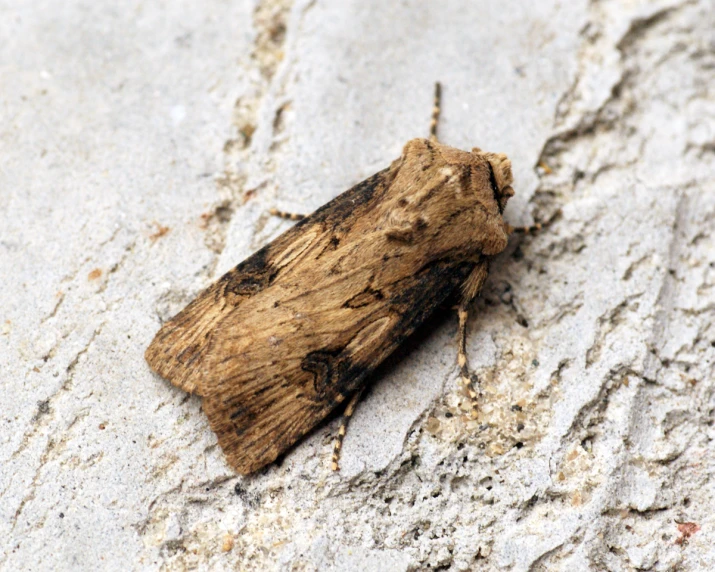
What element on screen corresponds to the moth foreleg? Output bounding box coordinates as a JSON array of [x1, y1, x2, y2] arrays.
[[269, 208, 306, 221], [331, 388, 365, 472], [507, 222, 542, 235], [507, 209, 561, 236], [457, 304, 480, 419], [458, 262, 489, 418]]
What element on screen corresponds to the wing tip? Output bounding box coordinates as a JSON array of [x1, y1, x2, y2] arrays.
[[144, 326, 204, 395], [203, 394, 285, 475]]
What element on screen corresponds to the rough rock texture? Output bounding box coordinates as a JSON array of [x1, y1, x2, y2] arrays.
[[1, 0, 713, 570]]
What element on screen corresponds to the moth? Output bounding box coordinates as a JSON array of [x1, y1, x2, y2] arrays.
[[145, 84, 522, 475]]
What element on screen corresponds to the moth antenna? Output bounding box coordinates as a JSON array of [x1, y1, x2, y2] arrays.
[[331, 388, 365, 471], [269, 208, 306, 221], [429, 82, 441, 143]]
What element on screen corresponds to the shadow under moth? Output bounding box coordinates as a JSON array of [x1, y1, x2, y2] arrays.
[[145, 84, 527, 475]]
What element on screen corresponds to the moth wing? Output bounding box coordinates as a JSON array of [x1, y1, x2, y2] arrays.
[[201, 258, 473, 474], [145, 237, 289, 395], [145, 168, 395, 396]]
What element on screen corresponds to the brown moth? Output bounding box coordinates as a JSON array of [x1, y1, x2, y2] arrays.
[[145, 84, 518, 475]]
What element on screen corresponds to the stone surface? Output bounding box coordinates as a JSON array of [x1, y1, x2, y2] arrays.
[[1, 0, 713, 570]]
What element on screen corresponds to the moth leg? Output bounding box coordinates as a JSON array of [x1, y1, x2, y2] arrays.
[[331, 388, 365, 472], [458, 262, 489, 418], [507, 209, 562, 235], [457, 304, 481, 419], [429, 82, 442, 143], [269, 208, 306, 221], [507, 222, 542, 235]]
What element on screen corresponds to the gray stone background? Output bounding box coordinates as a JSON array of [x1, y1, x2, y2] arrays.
[[1, 0, 713, 570]]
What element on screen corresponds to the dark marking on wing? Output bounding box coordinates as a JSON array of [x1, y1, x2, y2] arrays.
[[301, 350, 339, 396], [220, 246, 277, 296], [229, 405, 254, 437], [344, 287, 384, 309], [316, 235, 342, 260], [386, 259, 475, 348]]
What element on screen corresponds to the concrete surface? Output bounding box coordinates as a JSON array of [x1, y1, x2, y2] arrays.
[[1, 0, 713, 570]]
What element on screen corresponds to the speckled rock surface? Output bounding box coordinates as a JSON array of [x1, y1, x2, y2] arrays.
[[2, 0, 713, 570]]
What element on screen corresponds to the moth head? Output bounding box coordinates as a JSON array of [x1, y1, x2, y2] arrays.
[[478, 150, 515, 214], [389, 140, 514, 256]]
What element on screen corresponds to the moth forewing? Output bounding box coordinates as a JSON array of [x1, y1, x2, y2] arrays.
[[146, 134, 515, 475]]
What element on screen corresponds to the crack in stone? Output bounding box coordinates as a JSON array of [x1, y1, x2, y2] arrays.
[[198, 0, 297, 279], [8, 326, 102, 462], [585, 293, 645, 369], [11, 436, 57, 532], [502, 3, 713, 568]]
